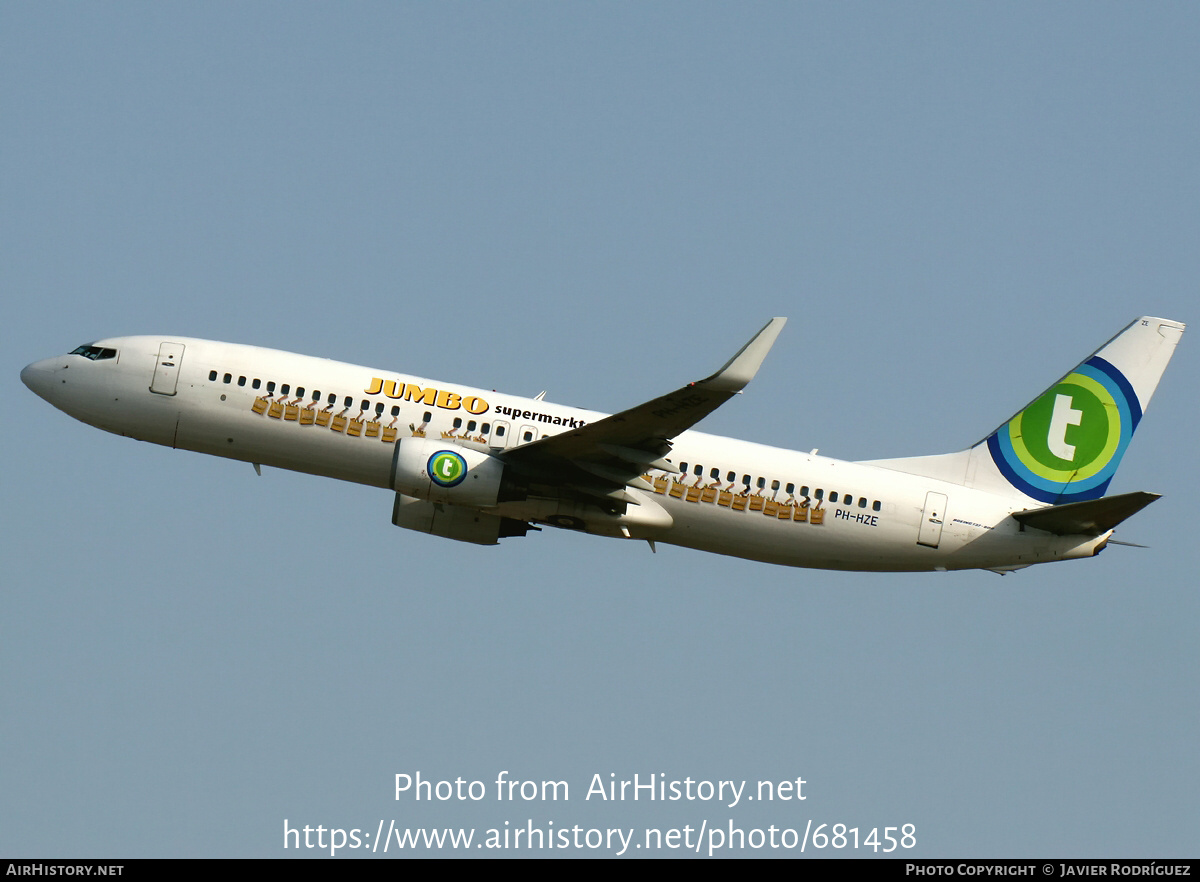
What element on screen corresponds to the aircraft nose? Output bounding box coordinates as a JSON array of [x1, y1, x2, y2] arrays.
[[20, 358, 59, 402]]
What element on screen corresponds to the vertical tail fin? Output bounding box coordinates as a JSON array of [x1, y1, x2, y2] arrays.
[[861, 317, 1185, 503], [982, 316, 1184, 503]]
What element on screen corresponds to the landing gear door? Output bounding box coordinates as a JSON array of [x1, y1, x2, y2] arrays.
[[150, 342, 185, 396], [917, 491, 948, 549]]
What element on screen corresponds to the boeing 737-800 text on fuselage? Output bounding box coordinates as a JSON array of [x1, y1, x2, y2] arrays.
[[21, 316, 1184, 573]]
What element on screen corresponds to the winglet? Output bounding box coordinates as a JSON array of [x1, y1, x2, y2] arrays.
[[702, 317, 787, 392]]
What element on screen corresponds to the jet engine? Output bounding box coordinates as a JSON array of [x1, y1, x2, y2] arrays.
[[391, 437, 507, 508]]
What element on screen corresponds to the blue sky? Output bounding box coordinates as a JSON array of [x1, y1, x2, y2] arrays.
[[3, 2, 1197, 857]]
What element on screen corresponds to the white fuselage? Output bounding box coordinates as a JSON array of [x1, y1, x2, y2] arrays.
[[21, 335, 1106, 572]]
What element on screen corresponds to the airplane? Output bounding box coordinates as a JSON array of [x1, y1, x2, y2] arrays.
[[20, 315, 1183, 574]]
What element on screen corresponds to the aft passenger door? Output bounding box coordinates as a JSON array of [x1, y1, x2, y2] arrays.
[[150, 342, 185, 396], [917, 491, 948, 548]]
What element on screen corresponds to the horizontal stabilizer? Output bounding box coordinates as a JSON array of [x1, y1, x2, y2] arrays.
[[1010, 491, 1161, 536]]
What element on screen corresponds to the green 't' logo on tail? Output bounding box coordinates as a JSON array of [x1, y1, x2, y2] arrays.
[[986, 357, 1139, 503]]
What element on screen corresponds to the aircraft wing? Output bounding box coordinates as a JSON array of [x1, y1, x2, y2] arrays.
[[499, 318, 786, 502]]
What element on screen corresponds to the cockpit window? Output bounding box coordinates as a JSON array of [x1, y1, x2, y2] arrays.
[[70, 344, 117, 361]]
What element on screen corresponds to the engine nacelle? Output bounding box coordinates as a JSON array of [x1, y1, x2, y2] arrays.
[[392, 493, 532, 545], [392, 437, 506, 508]]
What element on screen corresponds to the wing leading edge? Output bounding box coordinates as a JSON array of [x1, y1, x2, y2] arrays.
[[499, 318, 787, 500]]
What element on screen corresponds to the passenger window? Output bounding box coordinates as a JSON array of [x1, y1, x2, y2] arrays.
[[375, 403, 384, 415], [496, 425, 505, 436], [467, 421, 477, 432], [327, 393, 336, 405], [391, 406, 400, 417], [694, 464, 703, 476], [800, 486, 809, 497], [209, 370, 217, 381], [710, 468, 720, 480], [481, 423, 490, 433], [267, 381, 276, 394], [830, 491, 838, 503], [786, 483, 795, 495], [523, 431, 533, 442], [873, 500, 881, 512], [453, 417, 463, 429], [253, 379, 261, 390], [344, 396, 353, 408], [756, 477, 765, 490], [859, 498, 867, 508], [815, 489, 824, 500], [727, 471, 735, 482], [238, 376, 246, 386], [223, 373, 232, 384], [360, 399, 369, 410], [771, 479, 780, 491], [281, 384, 290, 395], [680, 463, 689, 473], [296, 387, 305, 398]]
